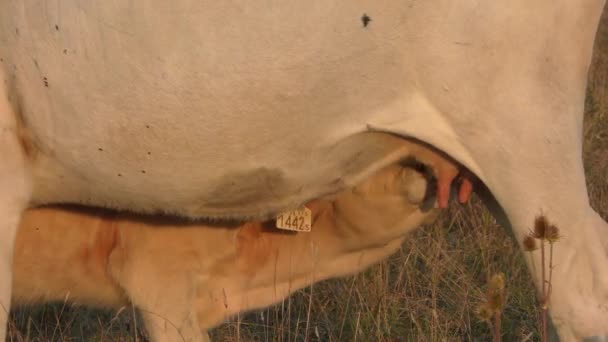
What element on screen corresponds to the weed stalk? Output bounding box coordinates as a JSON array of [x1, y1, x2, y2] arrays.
[[525, 215, 560, 342]]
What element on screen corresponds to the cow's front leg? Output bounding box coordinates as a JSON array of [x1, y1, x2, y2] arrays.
[[0, 77, 31, 340]]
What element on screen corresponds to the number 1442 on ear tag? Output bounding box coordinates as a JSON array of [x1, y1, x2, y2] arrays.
[[275, 207, 312, 232]]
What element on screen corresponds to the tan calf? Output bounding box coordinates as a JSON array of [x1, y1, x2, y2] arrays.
[[12, 162, 437, 341]]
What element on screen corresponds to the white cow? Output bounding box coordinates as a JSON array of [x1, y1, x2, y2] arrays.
[[0, 0, 606, 340]]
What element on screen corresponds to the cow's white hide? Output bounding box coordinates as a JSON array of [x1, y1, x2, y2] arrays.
[[0, 0, 607, 340]]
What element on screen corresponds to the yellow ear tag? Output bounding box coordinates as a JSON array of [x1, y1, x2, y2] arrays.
[[275, 206, 312, 232]]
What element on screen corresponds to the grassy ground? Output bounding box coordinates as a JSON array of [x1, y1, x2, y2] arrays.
[[8, 9, 608, 342]]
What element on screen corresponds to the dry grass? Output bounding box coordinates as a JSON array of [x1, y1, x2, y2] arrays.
[[8, 8, 608, 342], [210, 202, 539, 342]]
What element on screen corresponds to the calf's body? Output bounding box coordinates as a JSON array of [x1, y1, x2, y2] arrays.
[[13, 164, 433, 341]]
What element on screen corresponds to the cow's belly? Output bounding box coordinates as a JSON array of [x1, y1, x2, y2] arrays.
[[0, 0, 538, 218]]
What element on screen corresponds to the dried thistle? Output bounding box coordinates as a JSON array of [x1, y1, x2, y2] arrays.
[[476, 303, 493, 322], [487, 273, 506, 311], [476, 273, 507, 319], [477, 273, 506, 342], [533, 215, 549, 239], [545, 224, 561, 243], [527, 213, 561, 342], [523, 235, 538, 251]]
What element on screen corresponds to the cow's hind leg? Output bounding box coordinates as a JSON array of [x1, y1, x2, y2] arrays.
[[407, 7, 608, 336], [449, 77, 608, 341], [0, 75, 31, 340], [476, 137, 608, 341]]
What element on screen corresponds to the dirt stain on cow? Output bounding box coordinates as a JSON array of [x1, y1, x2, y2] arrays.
[[361, 14, 372, 27], [204, 168, 292, 209], [6, 87, 41, 161]]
